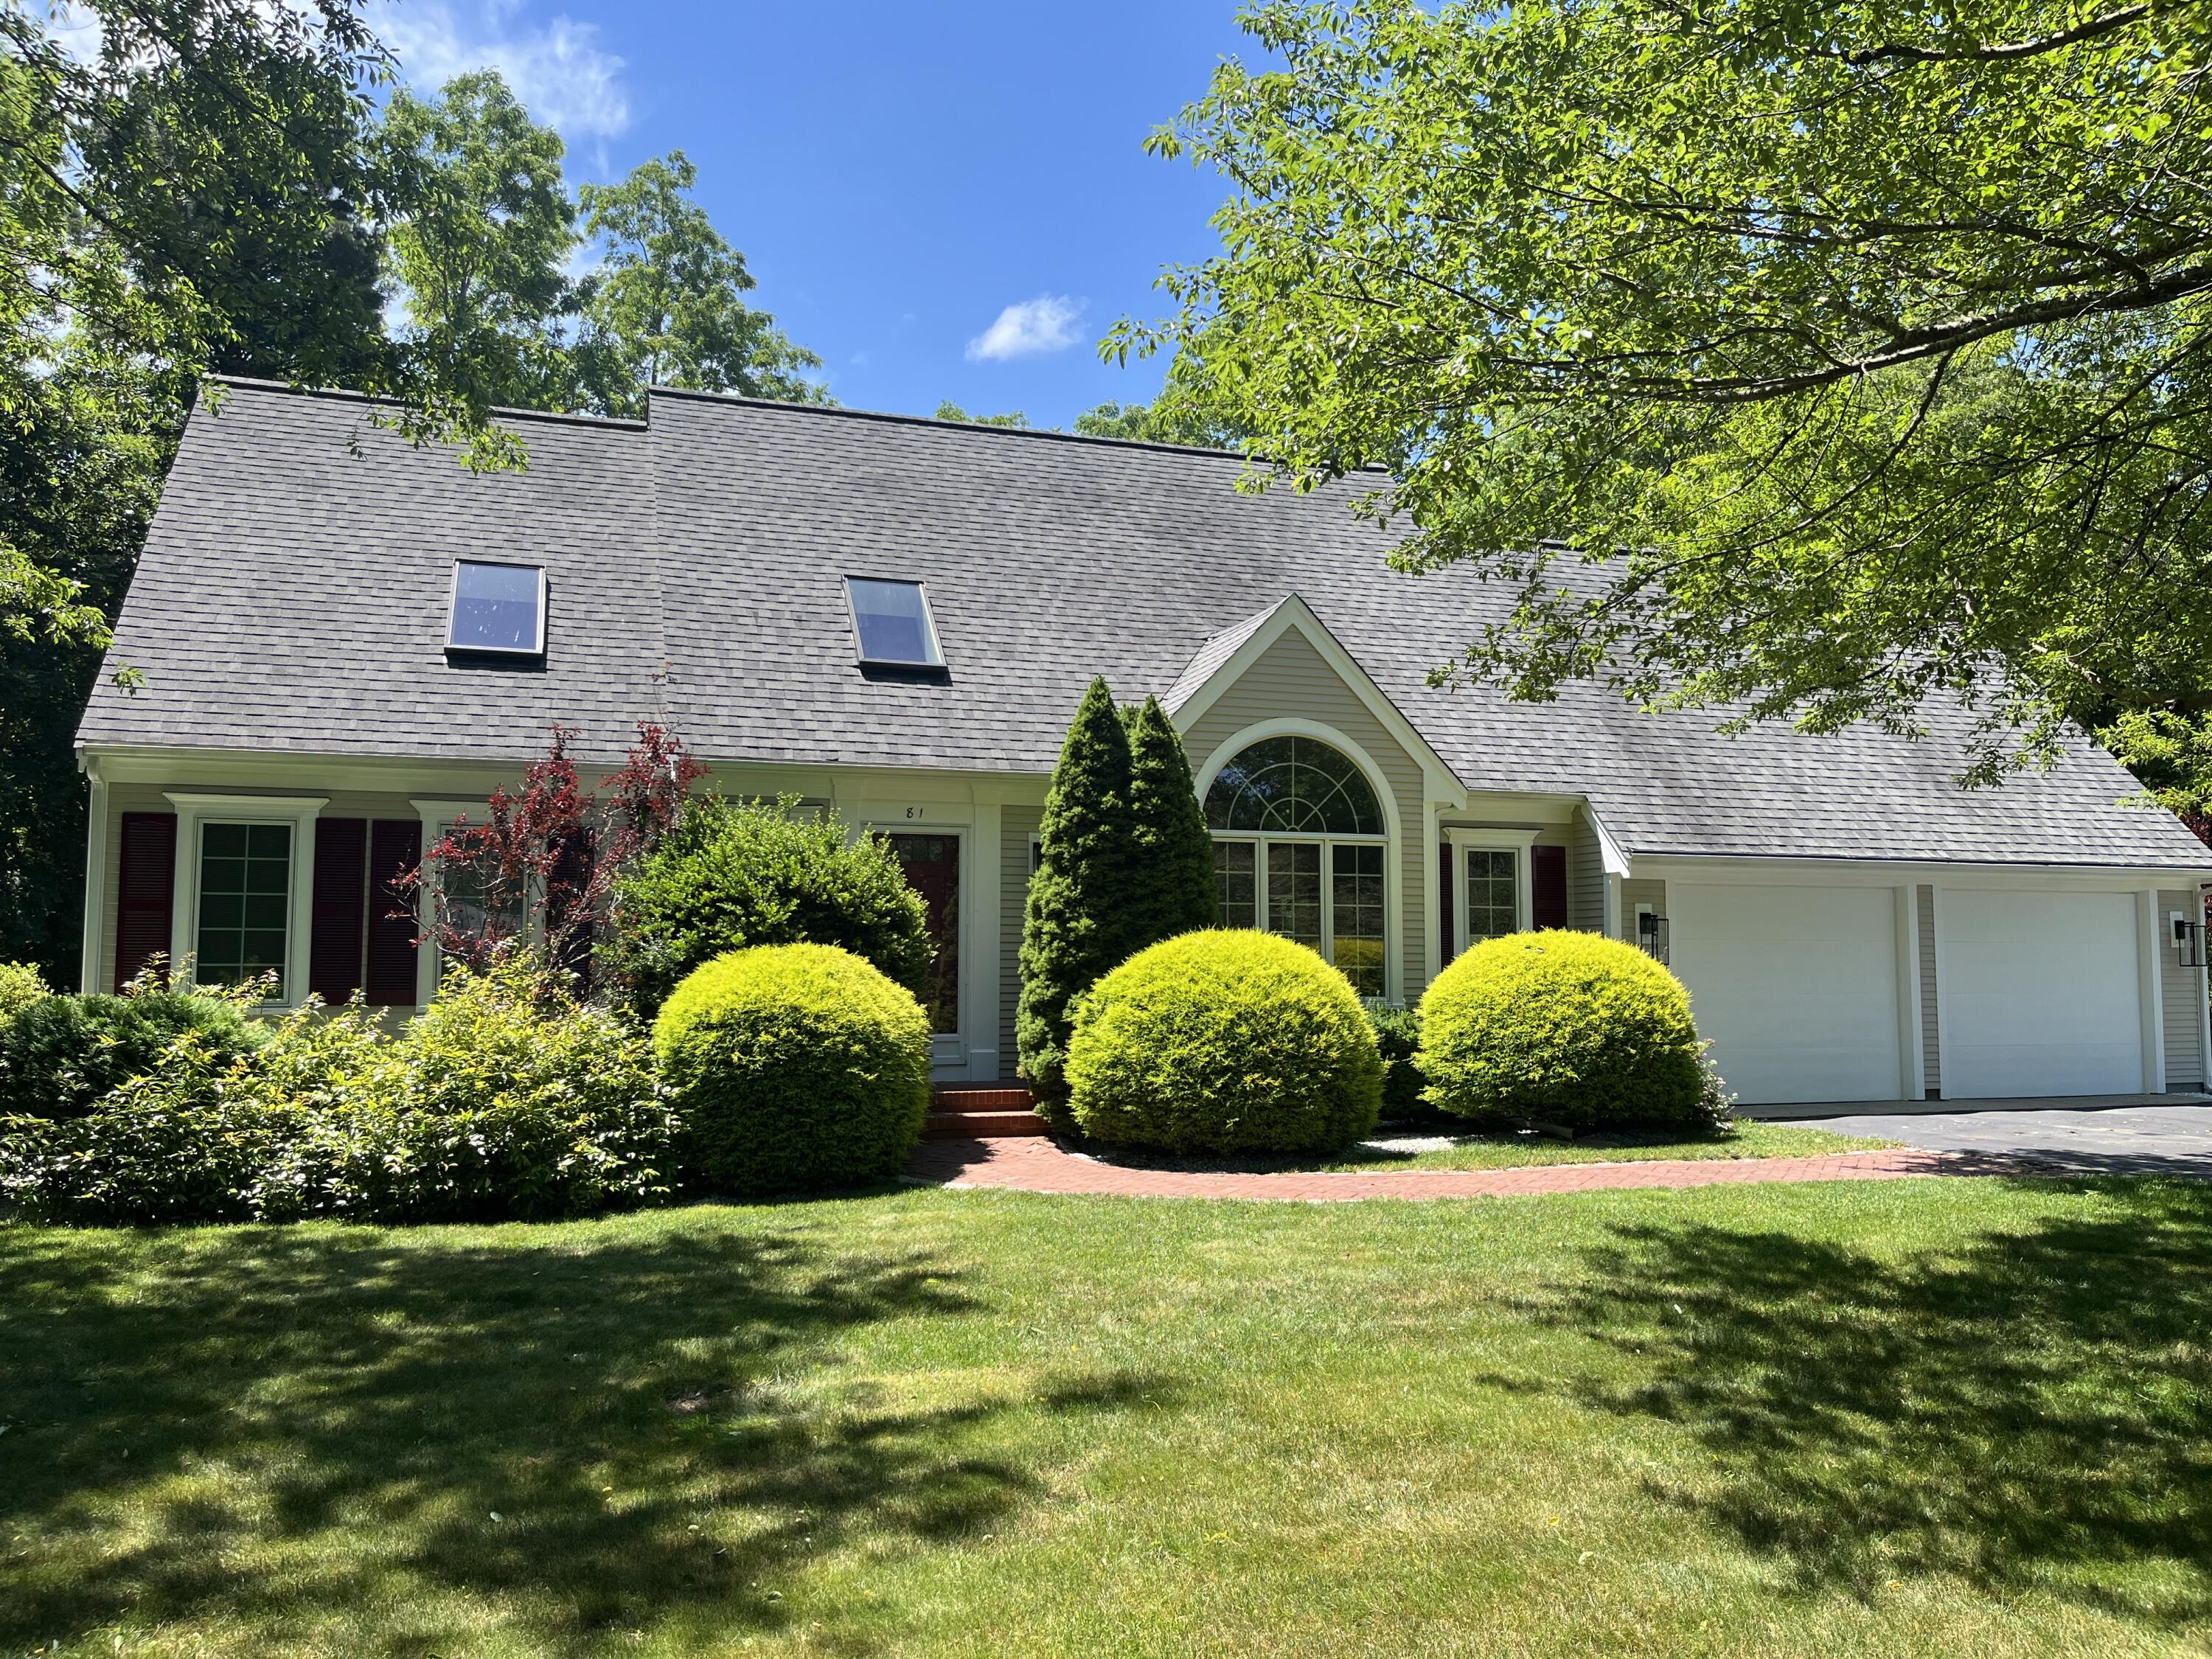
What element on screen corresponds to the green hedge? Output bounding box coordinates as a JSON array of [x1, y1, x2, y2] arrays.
[[0, 961, 49, 1026], [1365, 1002, 1433, 1121], [653, 943, 931, 1194], [1416, 930, 1725, 1132], [1065, 929, 1382, 1153], [0, 957, 677, 1225], [608, 796, 932, 1020], [0, 988, 265, 1120]]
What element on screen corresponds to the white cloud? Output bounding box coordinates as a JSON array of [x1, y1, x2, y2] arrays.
[[965, 295, 1085, 362], [370, 1, 630, 139]]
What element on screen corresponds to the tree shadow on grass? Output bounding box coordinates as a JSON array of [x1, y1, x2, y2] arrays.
[[1548, 1178, 2212, 1626], [0, 1210, 1168, 1653]]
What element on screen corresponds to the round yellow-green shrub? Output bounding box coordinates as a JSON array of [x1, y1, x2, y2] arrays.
[[1416, 929, 1720, 1130], [1065, 929, 1382, 1152], [653, 943, 931, 1193]]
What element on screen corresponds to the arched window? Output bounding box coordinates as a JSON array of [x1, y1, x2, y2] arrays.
[[1203, 734, 1388, 996]]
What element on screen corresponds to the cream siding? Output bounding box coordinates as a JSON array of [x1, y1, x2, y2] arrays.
[[1916, 883, 1941, 1096], [1178, 628, 1429, 998], [999, 803, 1043, 1079], [1569, 813, 1607, 933], [2158, 888, 2205, 1091], [1621, 879, 1666, 933]]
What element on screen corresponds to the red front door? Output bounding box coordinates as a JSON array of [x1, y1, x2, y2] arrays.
[[885, 832, 959, 1034]]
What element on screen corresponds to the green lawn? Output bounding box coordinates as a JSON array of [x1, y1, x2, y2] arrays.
[[5, 1177, 2210, 1656], [1330, 1119, 1894, 1172]]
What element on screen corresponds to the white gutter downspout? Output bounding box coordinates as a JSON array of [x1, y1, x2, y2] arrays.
[[78, 751, 106, 994]]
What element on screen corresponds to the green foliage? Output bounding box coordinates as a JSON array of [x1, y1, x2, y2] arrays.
[[0, 956, 675, 1225], [934, 400, 1029, 428], [608, 796, 932, 1019], [576, 151, 827, 417], [0, 988, 264, 1121], [1121, 696, 1220, 955], [1018, 678, 1141, 1115], [378, 72, 581, 415], [0, 961, 49, 1026], [653, 943, 931, 1194], [1364, 1001, 1430, 1121], [1120, 0, 2212, 797], [1066, 929, 1382, 1152], [1416, 931, 1724, 1133]]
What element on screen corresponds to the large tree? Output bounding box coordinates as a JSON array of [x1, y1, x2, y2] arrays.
[[0, 0, 497, 979], [575, 151, 825, 417], [378, 71, 580, 417], [1119, 0, 2212, 797]]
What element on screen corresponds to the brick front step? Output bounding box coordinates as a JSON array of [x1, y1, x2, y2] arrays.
[[924, 1109, 1054, 1139], [930, 1085, 1035, 1111]]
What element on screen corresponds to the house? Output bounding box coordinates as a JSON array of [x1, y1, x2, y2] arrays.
[[72, 377, 2212, 1109]]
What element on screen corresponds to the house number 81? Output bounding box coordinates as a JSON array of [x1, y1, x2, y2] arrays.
[[904, 807, 925, 819]]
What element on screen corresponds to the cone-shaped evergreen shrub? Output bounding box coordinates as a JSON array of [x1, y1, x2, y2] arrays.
[[1017, 677, 1138, 1118], [1121, 695, 1219, 952]]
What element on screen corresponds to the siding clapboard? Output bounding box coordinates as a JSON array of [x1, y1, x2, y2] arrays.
[[1916, 883, 1941, 1096], [1178, 629, 1429, 998], [999, 803, 1043, 1079], [2158, 888, 2205, 1091], [1570, 813, 1607, 933]]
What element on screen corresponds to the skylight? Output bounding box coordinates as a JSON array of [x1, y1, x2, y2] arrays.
[[846, 577, 943, 667], [448, 560, 546, 655]]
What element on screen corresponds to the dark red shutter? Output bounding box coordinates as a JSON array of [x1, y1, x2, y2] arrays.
[[1438, 840, 1455, 961], [1532, 844, 1568, 929], [364, 818, 422, 1006], [114, 811, 177, 991], [309, 818, 368, 1003]]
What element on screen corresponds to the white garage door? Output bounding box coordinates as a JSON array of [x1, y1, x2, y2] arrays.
[[1938, 889, 2143, 1098], [1670, 883, 1905, 1106]]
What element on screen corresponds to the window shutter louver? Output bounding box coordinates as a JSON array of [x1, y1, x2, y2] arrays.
[[114, 812, 177, 991], [309, 818, 368, 1003], [1532, 844, 1568, 929], [364, 818, 422, 1006]]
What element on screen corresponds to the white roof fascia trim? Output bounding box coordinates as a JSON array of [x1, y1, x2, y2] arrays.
[[1584, 803, 1634, 877], [1166, 593, 1468, 807]]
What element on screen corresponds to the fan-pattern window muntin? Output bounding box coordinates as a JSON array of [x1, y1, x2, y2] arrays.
[[1203, 735, 1384, 835], [195, 822, 292, 996], [1206, 736, 1388, 998]]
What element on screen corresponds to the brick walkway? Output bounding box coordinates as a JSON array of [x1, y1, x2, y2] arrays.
[[903, 1135, 2017, 1201]]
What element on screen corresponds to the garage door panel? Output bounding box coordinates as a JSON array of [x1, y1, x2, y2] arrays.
[[1672, 883, 1903, 1107], [1939, 889, 2141, 1098]]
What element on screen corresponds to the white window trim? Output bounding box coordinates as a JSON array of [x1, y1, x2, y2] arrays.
[[410, 797, 515, 1008], [844, 576, 945, 668], [1211, 831, 1391, 997], [163, 792, 328, 1008], [1444, 826, 1539, 956], [446, 560, 547, 655]]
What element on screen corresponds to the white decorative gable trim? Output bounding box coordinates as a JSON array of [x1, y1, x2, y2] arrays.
[[1160, 593, 1468, 808]]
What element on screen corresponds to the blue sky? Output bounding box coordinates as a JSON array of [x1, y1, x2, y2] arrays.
[[367, 0, 1259, 428]]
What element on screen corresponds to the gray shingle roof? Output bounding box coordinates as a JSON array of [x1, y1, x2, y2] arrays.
[[77, 379, 2212, 871], [1159, 600, 1285, 716]]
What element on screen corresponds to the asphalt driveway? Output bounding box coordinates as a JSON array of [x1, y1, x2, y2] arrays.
[[1799, 1097, 2212, 1178]]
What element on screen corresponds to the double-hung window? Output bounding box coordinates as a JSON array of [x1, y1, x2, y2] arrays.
[[1446, 828, 1538, 955], [162, 793, 327, 1005]]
